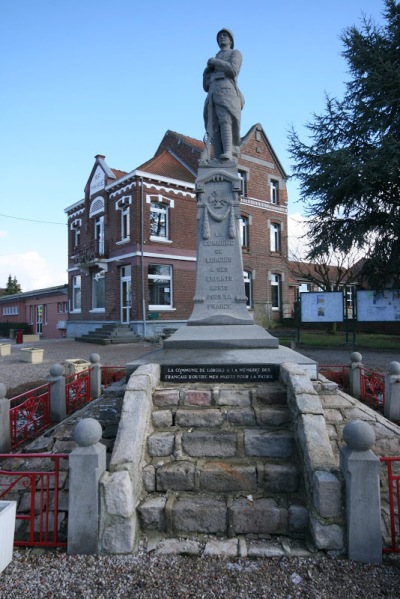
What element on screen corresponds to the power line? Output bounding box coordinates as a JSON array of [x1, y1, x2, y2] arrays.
[[0, 212, 66, 225]]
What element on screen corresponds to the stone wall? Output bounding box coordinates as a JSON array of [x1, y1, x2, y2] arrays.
[[280, 363, 345, 553], [98, 364, 160, 553]]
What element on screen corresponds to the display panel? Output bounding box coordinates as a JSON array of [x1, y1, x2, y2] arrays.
[[357, 290, 400, 322], [300, 292, 344, 323]]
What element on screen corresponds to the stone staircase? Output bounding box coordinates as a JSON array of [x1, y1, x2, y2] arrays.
[[76, 323, 141, 345], [137, 383, 308, 544]]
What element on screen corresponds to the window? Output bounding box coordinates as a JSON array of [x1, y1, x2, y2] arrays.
[[92, 270, 106, 310], [150, 202, 168, 239], [70, 219, 81, 250], [74, 228, 81, 247], [57, 302, 68, 313], [121, 205, 130, 241], [238, 170, 248, 197], [271, 274, 281, 310], [2, 306, 18, 316], [94, 216, 105, 255], [239, 216, 249, 249], [270, 223, 281, 252], [243, 271, 253, 308], [270, 179, 279, 204], [148, 264, 172, 309], [72, 275, 81, 311]]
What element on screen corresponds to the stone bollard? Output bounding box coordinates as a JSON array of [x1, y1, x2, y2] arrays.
[[90, 353, 101, 400], [48, 363, 66, 423], [68, 418, 106, 554], [384, 361, 400, 422], [340, 420, 382, 563], [0, 383, 10, 453], [349, 352, 363, 399]]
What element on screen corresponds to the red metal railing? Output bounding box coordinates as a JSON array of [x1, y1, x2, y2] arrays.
[[101, 366, 126, 387], [319, 365, 350, 391], [0, 453, 68, 547], [360, 367, 385, 412], [9, 383, 53, 449], [65, 369, 91, 414], [380, 457, 400, 553]]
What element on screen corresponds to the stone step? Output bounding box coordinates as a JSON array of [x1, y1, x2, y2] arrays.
[[152, 384, 287, 409], [138, 493, 308, 538], [143, 459, 301, 495], [147, 429, 295, 460]]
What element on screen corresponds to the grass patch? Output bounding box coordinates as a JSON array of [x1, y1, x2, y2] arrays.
[[296, 331, 400, 350]]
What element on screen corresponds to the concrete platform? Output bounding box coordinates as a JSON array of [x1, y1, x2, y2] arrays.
[[127, 345, 317, 380], [163, 324, 279, 350]]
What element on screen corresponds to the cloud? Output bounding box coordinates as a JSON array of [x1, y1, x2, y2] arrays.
[[0, 251, 67, 292], [287, 213, 311, 260]]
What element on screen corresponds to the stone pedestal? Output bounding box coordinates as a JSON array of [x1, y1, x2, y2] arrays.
[[165, 162, 278, 351]]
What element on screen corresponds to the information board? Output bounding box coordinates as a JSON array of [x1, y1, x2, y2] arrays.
[[357, 290, 400, 322], [301, 291, 344, 323]]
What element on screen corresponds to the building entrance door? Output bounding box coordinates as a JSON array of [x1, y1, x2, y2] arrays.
[[120, 266, 131, 324], [36, 305, 43, 335]]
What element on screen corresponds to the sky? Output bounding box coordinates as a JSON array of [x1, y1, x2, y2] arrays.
[[0, 0, 386, 291]]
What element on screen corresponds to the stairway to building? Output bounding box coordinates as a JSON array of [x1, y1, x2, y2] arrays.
[[76, 323, 141, 345], [137, 383, 308, 545]]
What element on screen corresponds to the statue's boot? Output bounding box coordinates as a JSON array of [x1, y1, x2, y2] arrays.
[[220, 123, 233, 161]]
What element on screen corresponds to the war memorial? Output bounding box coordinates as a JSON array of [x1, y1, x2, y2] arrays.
[[133, 28, 316, 380]]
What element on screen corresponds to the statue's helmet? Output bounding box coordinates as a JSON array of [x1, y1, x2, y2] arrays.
[[217, 28, 234, 48]]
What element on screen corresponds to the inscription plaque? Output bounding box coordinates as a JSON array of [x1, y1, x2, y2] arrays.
[[161, 364, 279, 383]]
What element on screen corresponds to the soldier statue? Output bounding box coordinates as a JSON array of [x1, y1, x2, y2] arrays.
[[202, 29, 245, 163]]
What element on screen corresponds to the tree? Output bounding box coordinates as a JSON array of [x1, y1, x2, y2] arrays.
[[288, 0, 400, 289], [288, 244, 360, 333], [1, 275, 22, 296]]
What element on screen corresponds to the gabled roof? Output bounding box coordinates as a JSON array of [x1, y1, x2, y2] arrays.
[[154, 130, 203, 175], [111, 168, 128, 180], [84, 156, 126, 196], [240, 123, 288, 179], [137, 149, 196, 183]]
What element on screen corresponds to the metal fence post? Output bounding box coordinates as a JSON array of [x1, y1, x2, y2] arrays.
[[340, 419, 382, 563], [90, 353, 101, 400], [349, 352, 363, 399], [0, 384, 10, 453], [384, 361, 400, 422], [48, 363, 66, 423], [68, 418, 106, 554]]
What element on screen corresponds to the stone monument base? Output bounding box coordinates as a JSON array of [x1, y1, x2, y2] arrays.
[[128, 345, 317, 382], [163, 324, 279, 350]]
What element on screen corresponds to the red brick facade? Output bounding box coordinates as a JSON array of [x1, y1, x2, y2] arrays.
[[0, 285, 68, 338], [64, 125, 291, 338]]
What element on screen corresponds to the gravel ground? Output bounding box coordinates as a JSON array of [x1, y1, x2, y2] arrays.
[[1, 336, 400, 596], [0, 548, 399, 598], [1, 336, 398, 394], [0, 337, 161, 395]]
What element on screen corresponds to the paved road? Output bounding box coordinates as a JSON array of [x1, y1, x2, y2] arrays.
[[0, 336, 398, 395]]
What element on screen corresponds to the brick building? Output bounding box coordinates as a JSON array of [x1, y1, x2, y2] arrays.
[[0, 285, 68, 339], [64, 124, 290, 339]]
